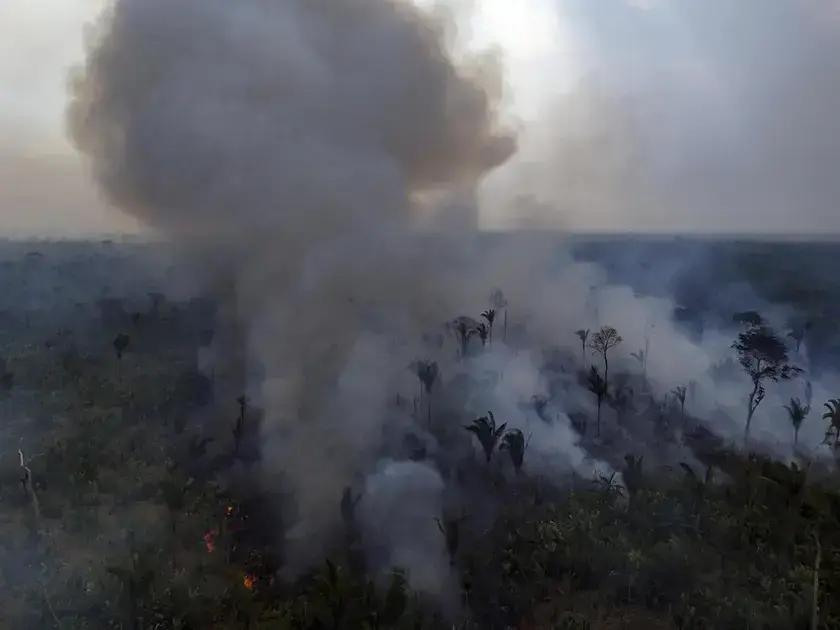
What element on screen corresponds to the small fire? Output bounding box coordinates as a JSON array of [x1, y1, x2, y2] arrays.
[[203, 529, 217, 553], [225, 505, 235, 517], [243, 574, 256, 590]]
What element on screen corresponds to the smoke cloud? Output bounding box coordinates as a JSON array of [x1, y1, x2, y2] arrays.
[[69, 0, 527, 584], [68, 0, 837, 597], [482, 0, 840, 233]]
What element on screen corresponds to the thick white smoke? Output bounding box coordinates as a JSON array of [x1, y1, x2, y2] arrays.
[[68, 0, 833, 595], [68, 0, 523, 583]]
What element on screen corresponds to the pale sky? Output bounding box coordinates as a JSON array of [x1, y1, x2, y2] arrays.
[[3, 0, 840, 236], [0, 0, 143, 236]]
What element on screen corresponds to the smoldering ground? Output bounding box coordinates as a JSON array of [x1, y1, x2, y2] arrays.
[[68, 0, 839, 605]]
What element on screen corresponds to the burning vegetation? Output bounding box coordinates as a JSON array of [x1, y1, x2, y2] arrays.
[[1, 0, 839, 628]]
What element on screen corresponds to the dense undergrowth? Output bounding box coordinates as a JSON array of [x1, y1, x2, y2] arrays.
[[1, 251, 840, 629]]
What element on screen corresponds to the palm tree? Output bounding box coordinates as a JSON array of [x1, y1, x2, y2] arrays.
[[575, 329, 590, 367], [501, 429, 526, 474], [452, 316, 478, 360], [587, 367, 607, 438], [412, 360, 439, 428], [475, 323, 489, 347], [822, 399, 840, 449], [464, 411, 507, 462], [784, 397, 810, 446], [481, 309, 496, 345], [588, 326, 622, 397]]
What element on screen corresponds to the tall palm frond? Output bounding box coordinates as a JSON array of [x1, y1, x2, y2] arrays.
[[464, 411, 507, 462]]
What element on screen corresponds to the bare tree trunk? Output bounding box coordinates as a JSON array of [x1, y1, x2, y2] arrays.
[[744, 406, 754, 444], [18, 449, 40, 536], [745, 381, 760, 444], [603, 352, 609, 396]]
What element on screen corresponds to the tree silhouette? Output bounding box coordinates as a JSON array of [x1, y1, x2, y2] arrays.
[[630, 349, 647, 380], [575, 329, 590, 367], [671, 386, 687, 426], [587, 367, 607, 438], [822, 399, 840, 449], [113, 333, 130, 360], [452, 316, 478, 360], [481, 309, 496, 345], [623, 454, 645, 498], [787, 320, 812, 353], [412, 360, 438, 428], [588, 326, 622, 396], [340, 486, 362, 538], [531, 395, 549, 422], [732, 324, 801, 443], [475, 323, 489, 347], [464, 411, 507, 462], [784, 397, 810, 446], [501, 429, 526, 474]]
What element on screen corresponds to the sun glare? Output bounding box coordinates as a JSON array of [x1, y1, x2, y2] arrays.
[[467, 0, 579, 120], [470, 0, 559, 59]]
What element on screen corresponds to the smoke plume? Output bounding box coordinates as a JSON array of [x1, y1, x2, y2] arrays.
[[68, 0, 835, 597], [69, 0, 525, 584]]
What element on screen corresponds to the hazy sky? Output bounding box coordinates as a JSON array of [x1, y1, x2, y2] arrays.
[[3, 0, 840, 236], [0, 0, 141, 236]]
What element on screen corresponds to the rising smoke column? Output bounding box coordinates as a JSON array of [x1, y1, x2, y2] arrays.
[[69, 0, 515, 580]]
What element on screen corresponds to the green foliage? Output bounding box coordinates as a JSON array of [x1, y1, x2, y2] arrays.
[[732, 323, 803, 440], [476, 455, 840, 630]]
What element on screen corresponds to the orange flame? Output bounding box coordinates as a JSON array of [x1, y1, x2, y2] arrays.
[[243, 574, 256, 590]]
